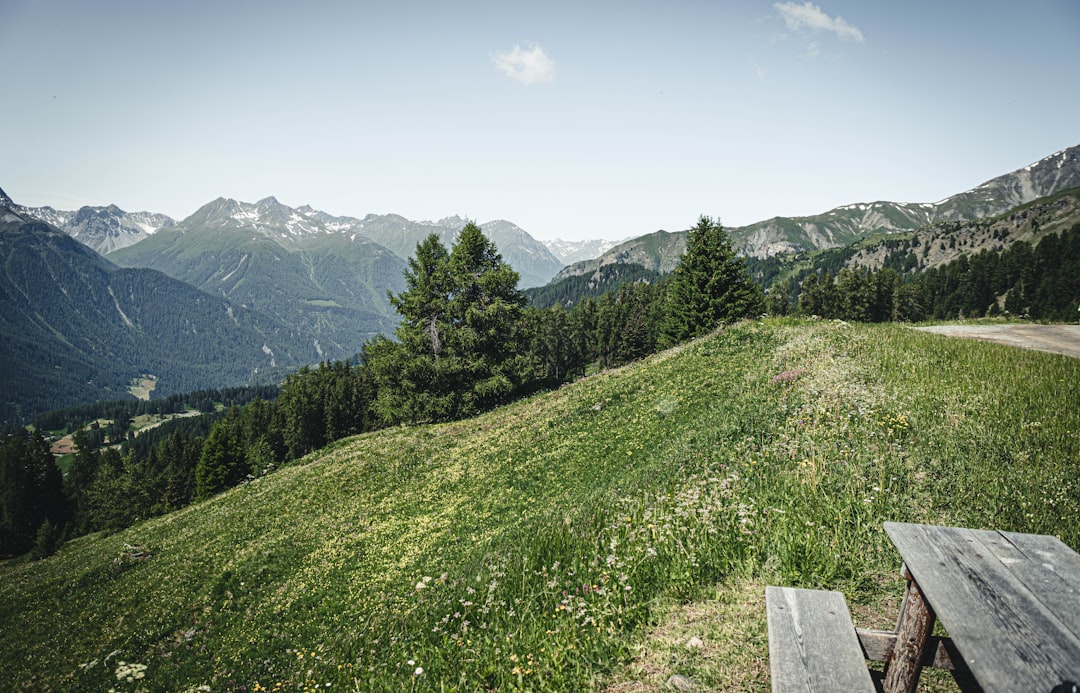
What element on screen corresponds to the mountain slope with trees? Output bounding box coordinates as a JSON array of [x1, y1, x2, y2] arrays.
[[750, 187, 1080, 322], [0, 200, 311, 424], [108, 197, 407, 363], [556, 144, 1080, 280]]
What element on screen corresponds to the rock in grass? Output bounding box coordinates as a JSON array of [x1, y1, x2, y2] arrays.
[[667, 673, 697, 691]]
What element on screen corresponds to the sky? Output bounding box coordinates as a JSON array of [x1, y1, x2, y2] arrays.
[[2, 0, 1079, 242]]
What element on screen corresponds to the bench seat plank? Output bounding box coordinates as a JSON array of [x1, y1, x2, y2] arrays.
[[766, 586, 875, 692], [885, 522, 1080, 691]]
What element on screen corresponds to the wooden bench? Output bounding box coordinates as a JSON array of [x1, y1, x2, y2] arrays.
[[881, 522, 1080, 692], [765, 586, 875, 692], [768, 524, 1080, 692]]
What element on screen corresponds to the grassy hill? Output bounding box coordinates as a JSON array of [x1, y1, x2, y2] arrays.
[[2, 320, 1078, 691]]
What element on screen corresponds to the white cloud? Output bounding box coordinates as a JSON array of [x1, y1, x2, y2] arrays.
[[492, 43, 555, 85], [774, 1, 864, 44]]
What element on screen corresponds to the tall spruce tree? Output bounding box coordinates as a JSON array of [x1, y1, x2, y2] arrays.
[[368, 222, 526, 423], [660, 215, 763, 346]]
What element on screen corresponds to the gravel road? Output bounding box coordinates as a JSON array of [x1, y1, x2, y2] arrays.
[[915, 324, 1080, 359]]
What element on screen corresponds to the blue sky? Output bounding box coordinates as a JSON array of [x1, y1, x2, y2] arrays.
[[3, 0, 1078, 241]]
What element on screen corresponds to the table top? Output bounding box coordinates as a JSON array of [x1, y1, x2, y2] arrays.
[[884, 522, 1080, 691]]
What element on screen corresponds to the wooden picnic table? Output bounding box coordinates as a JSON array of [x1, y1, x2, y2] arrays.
[[882, 522, 1080, 692]]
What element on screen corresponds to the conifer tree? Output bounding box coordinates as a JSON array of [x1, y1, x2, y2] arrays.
[[0, 432, 67, 556], [194, 420, 245, 500], [660, 215, 763, 346], [368, 222, 526, 423]]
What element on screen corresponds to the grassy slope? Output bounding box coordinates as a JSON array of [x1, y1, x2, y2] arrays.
[[2, 321, 1078, 691]]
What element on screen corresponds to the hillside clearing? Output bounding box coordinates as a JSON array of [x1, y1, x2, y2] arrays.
[[2, 320, 1077, 691]]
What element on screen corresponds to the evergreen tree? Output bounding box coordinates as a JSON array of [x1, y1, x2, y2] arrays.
[[389, 234, 452, 359], [765, 277, 798, 316], [194, 419, 246, 499], [368, 223, 526, 423], [278, 367, 327, 460], [83, 449, 153, 532], [660, 215, 763, 346], [568, 297, 599, 366], [157, 431, 202, 512], [0, 432, 67, 556]]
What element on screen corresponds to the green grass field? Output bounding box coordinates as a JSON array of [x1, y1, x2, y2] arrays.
[[2, 320, 1077, 691]]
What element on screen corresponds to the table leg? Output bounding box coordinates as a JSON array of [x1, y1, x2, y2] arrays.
[[884, 565, 936, 693]]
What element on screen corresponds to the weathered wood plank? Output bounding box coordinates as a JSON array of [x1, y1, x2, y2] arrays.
[[765, 586, 875, 693], [992, 530, 1080, 636], [884, 522, 1080, 691], [856, 629, 956, 669]]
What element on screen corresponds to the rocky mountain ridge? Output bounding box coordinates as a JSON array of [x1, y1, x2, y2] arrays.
[[16, 194, 567, 289], [6, 192, 175, 255], [554, 144, 1080, 282], [0, 192, 310, 423], [843, 186, 1080, 274]]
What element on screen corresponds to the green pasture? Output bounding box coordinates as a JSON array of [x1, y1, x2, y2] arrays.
[[2, 320, 1077, 691]]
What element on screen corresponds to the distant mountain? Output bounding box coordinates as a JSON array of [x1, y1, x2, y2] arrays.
[[733, 145, 1080, 257], [478, 220, 565, 288], [551, 230, 688, 282], [348, 214, 564, 288], [13, 197, 174, 255], [108, 196, 407, 363], [843, 186, 1080, 274], [543, 237, 622, 265], [0, 193, 311, 424], [555, 143, 1080, 280], [13, 192, 564, 288]]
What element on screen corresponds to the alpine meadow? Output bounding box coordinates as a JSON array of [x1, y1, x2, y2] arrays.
[[2, 316, 1079, 690]]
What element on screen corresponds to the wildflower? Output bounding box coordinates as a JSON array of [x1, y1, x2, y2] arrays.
[[414, 667, 424, 676], [114, 661, 147, 683]]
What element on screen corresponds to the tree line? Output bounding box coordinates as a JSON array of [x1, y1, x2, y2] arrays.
[[2, 218, 761, 558], [764, 224, 1080, 322]]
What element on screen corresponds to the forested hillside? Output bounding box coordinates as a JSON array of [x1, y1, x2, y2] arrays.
[[107, 198, 407, 363], [755, 191, 1080, 322], [0, 205, 311, 424]]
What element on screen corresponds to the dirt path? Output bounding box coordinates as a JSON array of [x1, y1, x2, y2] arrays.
[[915, 324, 1080, 358]]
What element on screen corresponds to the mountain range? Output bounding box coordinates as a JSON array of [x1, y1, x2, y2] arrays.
[[107, 196, 408, 363], [553, 144, 1080, 281], [0, 191, 312, 423], [4, 142, 1078, 423], [5, 198, 173, 256], [17, 199, 566, 290]]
